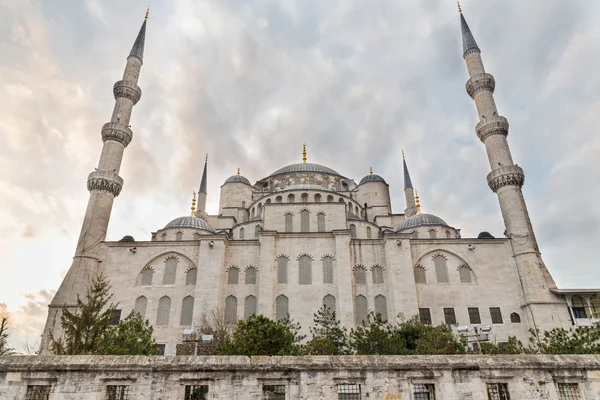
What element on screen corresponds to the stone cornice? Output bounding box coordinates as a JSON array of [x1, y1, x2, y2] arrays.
[[113, 80, 142, 105], [87, 170, 124, 197], [466, 72, 495, 99], [101, 122, 133, 147], [476, 115, 509, 143], [487, 165, 525, 193]]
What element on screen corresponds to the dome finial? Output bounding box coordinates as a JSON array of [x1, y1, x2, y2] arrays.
[[370, 167, 373, 176], [457, 2, 462, 14], [302, 144, 307, 163], [237, 168, 240, 176], [415, 189, 422, 214], [190, 191, 197, 216], [402, 149, 405, 160], [145, 6, 150, 20]]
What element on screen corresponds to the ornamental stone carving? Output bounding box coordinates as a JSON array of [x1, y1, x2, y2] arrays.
[[101, 122, 133, 147], [87, 170, 124, 197], [466, 73, 495, 99], [476, 115, 509, 143], [487, 165, 525, 193], [113, 80, 142, 105]]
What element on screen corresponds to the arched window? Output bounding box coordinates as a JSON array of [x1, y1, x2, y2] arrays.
[[225, 295, 237, 323], [240, 227, 245, 240], [180, 296, 194, 325], [338, 198, 344, 203], [309, 176, 315, 185], [355, 206, 359, 215], [510, 312, 521, 323], [287, 194, 295, 203], [323, 177, 330, 189], [335, 180, 341, 191], [266, 198, 271, 204], [186, 268, 197, 285], [571, 295, 588, 318], [327, 195, 334, 203], [276, 294, 289, 321], [317, 213, 326, 232], [350, 224, 357, 238], [354, 265, 366, 285], [133, 296, 147, 318], [255, 225, 260, 238], [323, 295, 336, 314], [163, 257, 178, 285], [300, 210, 309, 232], [301, 193, 309, 203], [242, 201, 246, 208], [298, 255, 312, 285], [366, 226, 372, 239], [276, 196, 282, 203], [245, 267, 257, 284], [374, 295, 388, 321], [458, 265, 472, 283], [446, 230, 452, 239], [433, 254, 449, 283], [156, 296, 171, 326], [591, 295, 600, 317], [277, 256, 289, 284], [314, 194, 321, 203], [295, 176, 301, 185], [141, 268, 153, 286], [322, 256, 334, 284], [175, 232, 183, 241], [228, 267, 240, 284], [161, 233, 167, 241], [257, 203, 262, 216], [193, 232, 201, 240], [354, 295, 368, 325], [411, 231, 418, 239], [414, 266, 426, 284], [429, 229, 436, 239], [281, 178, 286, 189], [285, 213, 293, 232], [372, 266, 384, 284], [244, 295, 257, 319], [251, 208, 255, 219]]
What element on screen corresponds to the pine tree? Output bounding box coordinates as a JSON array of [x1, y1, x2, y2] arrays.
[[97, 311, 157, 355], [0, 305, 15, 355], [305, 304, 349, 355]]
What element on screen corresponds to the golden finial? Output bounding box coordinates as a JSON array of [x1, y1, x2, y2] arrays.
[[237, 168, 240, 176], [370, 167, 373, 176], [205, 153, 208, 162], [145, 6, 150, 20], [457, 2, 462, 14], [415, 189, 422, 214], [302, 144, 307, 163], [402, 150, 405, 160], [190, 191, 197, 216]]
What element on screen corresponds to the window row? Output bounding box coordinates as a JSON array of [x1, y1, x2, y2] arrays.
[[418, 307, 521, 325], [410, 229, 455, 239], [569, 294, 600, 320], [283, 210, 327, 233], [275, 255, 335, 284], [139, 258, 197, 287], [413, 256, 474, 284], [130, 295, 195, 326], [227, 266, 258, 284], [238, 225, 261, 240], [354, 294, 388, 324], [353, 265, 386, 285], [155, 231, 204, 241]]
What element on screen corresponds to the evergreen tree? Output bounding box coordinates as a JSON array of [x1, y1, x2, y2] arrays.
[[305, 304, 349, 355], [96, 311, 157, 355], [349, 313, 407, 355], [0, 305, 15, 355], [528, 324, 600, 354]]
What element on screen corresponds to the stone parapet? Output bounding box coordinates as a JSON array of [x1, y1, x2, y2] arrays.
[[113, 80, 142, 105], [487, 165, 525, 193], [476, 115, 509, 143], [101, 122, 133, 147], [466, 72, 495, 99], [87, 170, 124, 197]]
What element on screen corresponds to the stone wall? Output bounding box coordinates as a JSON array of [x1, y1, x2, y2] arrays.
[[1, 355, 598, 400]]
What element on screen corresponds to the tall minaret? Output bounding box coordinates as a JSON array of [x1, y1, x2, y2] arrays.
[[459, 6, 560, 328], [196, 154, 208, 218], [403, 151, 417, 218], [40, 13, 148, 352]]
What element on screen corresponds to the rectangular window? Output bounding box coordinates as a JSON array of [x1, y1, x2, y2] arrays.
[[109, 309, 122, 325], [338, 384, 361, 400], [443, 308, 456, 325], [557, 383, 581, 400], [413, 383, 436, 400], [490, 307, 503, 324], [156, 343, 166, 355], [262, 385, 286, 400], [572, 307, 587, 319], [106, 385, 130, 400], [419, 308, 432, 325], [487, 383, 510, 400], [25, 386, 51, 400], [468, 307, 481, 324], [184, 385, 208, 400]]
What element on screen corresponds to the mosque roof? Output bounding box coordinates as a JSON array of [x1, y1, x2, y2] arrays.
[[396, 213, 449, 232], [164, 216, 215, 232], [348, 212, 362, 221], [359, 174, 386, 184], [224, 174, 251, 185], [268, 163, 344, 178]]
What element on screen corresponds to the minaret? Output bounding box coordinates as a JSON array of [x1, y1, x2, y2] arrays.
[[195, 154, 208, 218], [459, 6, 559, 327], [40, 13, 148, 352], [403, 151, 417, 217]]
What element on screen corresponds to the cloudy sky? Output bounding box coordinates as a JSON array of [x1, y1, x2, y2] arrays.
[[1, 0, 599, 351]]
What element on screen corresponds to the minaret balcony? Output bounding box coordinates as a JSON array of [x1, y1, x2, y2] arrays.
[[87, 170, 124, 197], [466, 73, 495, 99], [101, 122, 133, 147], [476, 116, 509, 143], [486, 165, 525, 193], [113, 80, 142, 105]]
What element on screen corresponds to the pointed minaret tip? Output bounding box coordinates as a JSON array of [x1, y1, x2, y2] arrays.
[[199, 155, 208, 195], [205, 153, 208, 162], [457, 2, 462, 14], [190, 191, 197, 216], [129, 11, 148, 62], [302, 144, 307, 163], [403, 152, 414, 190], [145, 6, 150, 20], [460, 5, 480, 58]]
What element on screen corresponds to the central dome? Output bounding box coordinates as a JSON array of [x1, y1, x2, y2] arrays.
[[268, 163, 343, 178]]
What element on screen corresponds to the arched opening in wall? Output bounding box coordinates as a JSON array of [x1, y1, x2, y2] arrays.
[[180, 296, 194, 325], [350, 224, 357, 238], [156, 296, 171, 326], [140, 268, 154, 286], [175, 231, 183, 241], [239, 227, 245, 240], [314, 193, 321, 203], [161, 233, 167, 241], [413, 266, 426, 284], [301, 193, 309, 203], [353, 265, 366, 285], [270, 181, 274, 191], [309, 176, 315, 184], [242, 201, 246, 208], [446, 230, 452, 239], [317, 213, 326, 232], [327, 195, 334, 203], [227, 267, 240, 284], [245, 266, 257, 284], [458, 265, 472, 283], [251, 208, 255, 219], [244, 295, 257, 319], [355, 206, 359, 215], [591, 296, 600, 318], [277, 256, 289, 284], [322, 256, 334, 284], [298, 255, 312, 284], [134, 296, 147, 318], [323, 295, 336, 314], [429, 229, 437, 239], [281, 178, 287, 189], [338, 198, 344, 203], [225, 295, 237, 323], [275, 295, 289, 321], [163, 257, 178, 285], [255, 225, 260, 238], [257, 203, 262, 216], [411, 231, 419, 239], [266, 199, 271, 204], [372, 266, 384, 284], [354, 295, 368, 325], [193, 232, 201, 240], [571, 295, 588, 318], [510, 312, 521, 323], [374, 295, 388, 321], [295, 176, 301, 185], [323, 177, 330, 189], [285, 213, 293, 232], [300, 210, 309, 232], [186, 268, 197, 285], [276, 196, 282, 203], [335, 180, 341, 190], [366, 226, 372, 239], [287, 194, 295, 203], [433, 254, 449, 283]]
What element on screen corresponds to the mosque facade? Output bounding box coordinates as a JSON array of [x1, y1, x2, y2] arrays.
[[40, 10, 598, 355]]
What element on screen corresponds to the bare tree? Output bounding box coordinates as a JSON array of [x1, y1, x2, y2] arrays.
[[0, 303, 15, 355], [20, 338, 41, 355]]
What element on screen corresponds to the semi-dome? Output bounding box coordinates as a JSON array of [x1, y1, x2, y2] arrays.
[[396, 213, 449, 232], [277, 184, 325, 191], [164, 216, 215, 232], [348, 212, 362, 221], [268, 163, 343, 178], [359, 174, 386, 184], [224, 174, 251, 185]]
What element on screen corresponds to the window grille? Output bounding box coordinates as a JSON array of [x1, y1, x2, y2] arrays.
[[301, 193, 309, 203], [133, 296, 147, 318], [468, 307, 481, 324], [323, 295, 336, 314], [414, 267, 426, 284], [285, 214, 293, 232], [245, 267, 257, 284], [175, 232, 183, 241], [298, 255, 312, 284], [109, 309, 121, 325], [366, 227, 372, 239], [557, 383, 581, 400], [277, 256, 288, 284], [419, 308, 432, 324], [510, 312, 521, 323], [301, 210, 310, 232], [184, 385, 208, 400], [490, 307, 503, 324], [25, 386, 51, 400], [276, 295, 289, 321], [276, 196, 282, 203], [262, 385, 286, 400], [354, 295, 368, 325], [255, 225, 260, 238], [374, 295, 388, 321], [106, 385, 130, 400], [228, 267, 240, 284], [443, 307, 456, 325], [225, 295, 237, 323], [157, 296, 171, 325], [186, 268, 198, 285], [141, 268, 153, 286], [240, 227, 245, 240], [244, 295, 257, 319], [429, 230, 436, 239], [163, 258, 178, 285], [459, 266, 472, 283], [354, 266, 366, 285], [315, 193, 321, 203], [571, 296, 588, 318], [372, 266, 384, 284], [317, 213, 326, 232], [337, 383, 361, 400], [327, 195, 334, 202], [180, 296, 194, 325], [413, 383, 436, 400], [433, 255, 449, 283], [156, 343, 166, 355], [322, 256, 334, 284], [287, 194, 295, 203], [486, 383, 510, 400], [350, 224, 357, 238]]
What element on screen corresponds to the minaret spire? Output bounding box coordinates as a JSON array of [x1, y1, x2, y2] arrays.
[[402, 151, 417, 217], [302, 144, 307, 163], [196, 154, 208, 217], [459, 7, 480, 58], [129, 10, 148, 62]]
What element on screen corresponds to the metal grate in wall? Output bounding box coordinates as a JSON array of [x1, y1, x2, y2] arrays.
[[276, 294, 289, 321], [262, 385, 286, 400], [414, 267, 426, 284], [372, 266, 384, 284], [374, 295, 388, 321], [25, 386, 51, 400], [486, 383, 510, 400], [277, 257, 288, 284], [245, 267, 257, 284], [163, 258, 178, 285], [354, 295, 368, 325], [106, 385, 130, 400], [186, 268, 198, 285], [180, 296, 194, 325], [156, 296, 171, 325], [323, 295, 336, 315], [323, 257, 334, 284], [134, 296, 147, 318], [433, 255, 449, 283], [298, 256, 312, 285], [459, 266, 472, 283], [337, 384, 361, 400], [225, 295, 238, 323], [354, 266, 366, 285], [318, 213, 325, 232], [301, 210, 309, 232], [557, 383, 581, 400], [413, 384, 436, 400], [244, 295, 258, 319], [141, 268, 153, 286], [228, 267, 240, 284], [184, 385, 208, 400]]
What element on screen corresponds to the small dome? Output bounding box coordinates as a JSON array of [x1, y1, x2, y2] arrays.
[[348, 212, 362, 221], [119, 235, 135, 242], [268, 163, 343, 178], [164, 216, 215, 232], [477, 231, 495, 239], [224, 174, 251, 185], [278, 184, 325, 191], [397, 213, 449, 232], [359, 174, 386, 184]]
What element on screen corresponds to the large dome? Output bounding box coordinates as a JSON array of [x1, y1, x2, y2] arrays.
[[164, 216, 215, 232], [396, 213, 449, 232], [268, 163, 344, 178]]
